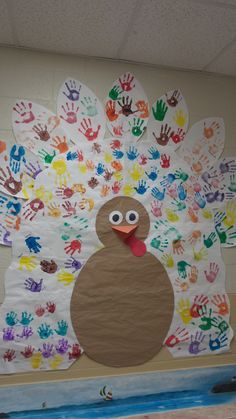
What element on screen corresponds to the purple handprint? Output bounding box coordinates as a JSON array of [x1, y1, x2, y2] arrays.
[[188, 331, 206, 355], [24, 277, 44, 292], [39, 343, 54, 358], [63, 80, 81, 101], [24, 161, 43, 180], [17, 326, 33, 339], [3, 327, 15, 341], [64, 257, 82, 273], [56, 338, 70, 355]]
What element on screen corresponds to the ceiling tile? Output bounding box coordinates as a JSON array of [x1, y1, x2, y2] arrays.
[[204, 40, 236, 76], [119, 0, 236, 71], [7, 0, 137, 58], [0, 1, 14, 44]]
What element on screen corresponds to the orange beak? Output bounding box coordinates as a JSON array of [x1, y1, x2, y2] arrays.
[[112, 224, 137, 240]]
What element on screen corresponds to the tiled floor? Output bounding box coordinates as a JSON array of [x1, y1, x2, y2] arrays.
[[124, 404, 236, 418]]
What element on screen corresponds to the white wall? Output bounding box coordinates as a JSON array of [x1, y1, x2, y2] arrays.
[[0, 46, 236, 386]]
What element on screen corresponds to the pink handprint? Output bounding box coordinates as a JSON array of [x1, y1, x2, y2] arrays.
[[60, 102, 79, 124], [119, 73, 135, 92], [13, 102, 35, 124], [151, 201, 163, 218], [62, 201, 77, 217], [204, 263, 219, 283]]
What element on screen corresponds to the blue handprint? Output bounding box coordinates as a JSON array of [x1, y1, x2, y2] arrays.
[[177, 184, 187, 201], [6, 199, 21, 216], [37, 323, 53, 339], [25, 236, 41, 253], [10, 145, 26, 174], [134, 180, 149, 195], [96, 163, 105, 175], [20, 311, 34, 326], [160, 173, 176, 187], [148, 147, 160, 160], [5, 311, 18, 326], [151, 187, 166, 201], [0, 194, 8, 209], [55, 320, 68, 336], [63, 80, 81, 101], [194, 192, 206, 209], [209, 333, 228, 351], [145, 167, 158, 181], [66, 151, 78, 161], [112, 149, 124, 159], [126, 146, 139, 161]]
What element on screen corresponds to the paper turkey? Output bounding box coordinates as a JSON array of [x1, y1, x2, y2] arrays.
[[0, 73, 235, 373]]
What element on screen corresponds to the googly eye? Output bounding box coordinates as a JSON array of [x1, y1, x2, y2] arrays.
[[126, 210, 139, 224], [109, 210, 123, 225]]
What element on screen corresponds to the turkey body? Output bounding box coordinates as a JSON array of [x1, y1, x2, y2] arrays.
[[70, 246, 174, 367]]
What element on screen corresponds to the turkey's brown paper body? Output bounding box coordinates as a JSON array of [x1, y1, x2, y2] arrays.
[[71, 197, 174, 367]]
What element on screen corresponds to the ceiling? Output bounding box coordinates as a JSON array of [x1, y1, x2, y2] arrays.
[[0, 0, 236, 76]]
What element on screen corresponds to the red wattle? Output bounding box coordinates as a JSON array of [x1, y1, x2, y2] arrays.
[[125, 234, 147, 257]]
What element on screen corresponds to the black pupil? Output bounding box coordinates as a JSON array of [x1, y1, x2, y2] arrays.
[[129, 213, 136, 221], [112, 213, 120, 222]]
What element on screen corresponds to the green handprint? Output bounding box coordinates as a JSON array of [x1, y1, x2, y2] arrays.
[[81, 96, 98, 117], [152, 99, 168, 121], [177, 260, 191, 279], [203, 232, 217, 248], [151, 236, 168, 252], [174, 170, 189, 182], [5, 311, 18, 326], [129, 118, 145, 137], [171, 199, 186, 211], [199, 308, 215, 331], [228, 174, 236, 192], [109, 85, 122, 101], [20, 311, 34, 326], [38, 149, 56, 164], [215, 223, 236, 245]]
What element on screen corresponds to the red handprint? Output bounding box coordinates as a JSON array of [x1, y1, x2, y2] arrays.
[[60, 102, 79, 124], [190, 295, 209, 318], [119, 73, 135, 92], [139, 154, 148, 165], [32, 123, 50, 141], [46, 301, 56, 313], [79, 118, 101, 141], [171, 128, 185, 144], [112, 124, 124, 136], [165, 327, 189, 348], [13, 101, 35, 124], [106, 100, 118, 121], [68, 344, 82, 360], [110, 139, 121, 150], [3, 349, 16, 362], [56, 185, 74, 199], [23, 198, 44, 221], [21, 345, 34, 358], [65, 239, 82, 256], [35, 305, 45, 317], [160, 154, 170, 168], [112, 181, 121, 194], [62, 201, 77, 217], [0, 167, 23, 195], [211, 294, 229, 316]]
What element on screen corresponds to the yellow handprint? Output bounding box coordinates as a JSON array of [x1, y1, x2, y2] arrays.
[[123, 183, 135, 196], [21, 175, 35, 199], [113, 171, 123, 181], [35, 186, 53, 203], [49, 354, 63, 369], [161, 253, 174, 268], [202, 208, 213, 219], [31, 352, 42, 369], [78, 163, 87, 174], [72, 183, 86, 194], [47, 202, 61, 217], [224, 201, 236, 227], [176, 298, 192, 324], [78, 198, 94, 211], [104, 152, 113, 163], [128, 163, 144, 181], [19, 256, 37, 271], [165, 208, 179, 222], [52, 159, 70, 186], [173, 110, 187, 128], [57, 270, 75, 286], [193, 247, 208, 262]]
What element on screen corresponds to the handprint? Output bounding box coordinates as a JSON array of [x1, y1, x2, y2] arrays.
[[25, 235, 41, 253], [145, 167, 158, 181], [134, 180, 149, 195], [194, 192, 206, 209], [123, 183, 135, 196], [152, 99, 168, 121], [153, 124, 174, 146], [13, 101, 35, 124], [19, 254, 37, 271], [24, 277, 44, 292], [38, 149, 56, 164], [65, 257, 82, 273], [203, 232, 217, 249], [39, 343, 54, 359], [193, 246, 208, 262], [88, 177, 99, 189], [126, 146, 139, 161], [135, 100, 149, 118], [119, 73, 135, 92], [63, 80, 81, 101], [79, 118, 101, 141], [0, 166, 23, 195], [109, 85, 122, 100], [60, 102, 79, 124], [177, 261, 191, 279], [171, 128, 185, 144], [228, 174, 236, 193], [68, 343, 82, 360], [3, 349, 16, 362], [177, 184, 187, 201], [173, 110, 187, 127], [219, 159, 236, 174], [100, 185, 110, 197], [165, 327, 189, 347], [23, 198, 44, 221], [19, 312, 34, 326], [51, 136, 69, 154], [166, 90, 181, 107], [172, 239, 184, 255], [56, 338, 70, 355], [81, 96, 98, 117], [5, 311, 18, 326], [151, 200, 163, 218], [31, 352, 42, 369], [57, 270, 75, 286], [165, 208, 179, 222], [40, 259, 58, 274], [55, 320, 68, 336], [32, 123, 50, 141], [9, 145, 26, 173], [188, 208, 198, 223], [171, 198, 186, 211], [160, 154, 170, 168], [62, 201, 77, 217], [111, 181, 121, 195], [174, 278, 189, 292], [211, 294, 229, 316], [209, 333, 228, 351], [64, 239, 82, 255], [189, 331, 206, 355], [161, 253, 174, 268], [151, 236, 168, 252], [0, 223, 11, 246], [129, 118, 145, 137], [203, 120, 220, 139], [104, 168, 113, 182], [188, 266, 198, 283], [223, 201, 236, 227], [37, 323, 53, 339], [24, 161, 43, 179], [190, 295, 209, 318], [151, 187, 166, 201], [46, 301, 56, 313], [21, 345, 34, 358], [191, 155, 209, 175], [47, 202, 61, 217], [176, 298, 192, 324], [118, 96, 136, 117], [128, 164, 144, 182], [106, 100, 118, 121]]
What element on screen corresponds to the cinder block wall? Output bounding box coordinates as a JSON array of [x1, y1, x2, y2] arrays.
[[0, 46, 235, 386]]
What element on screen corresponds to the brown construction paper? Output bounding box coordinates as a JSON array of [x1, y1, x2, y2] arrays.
[[71, 197, 174, 367]]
